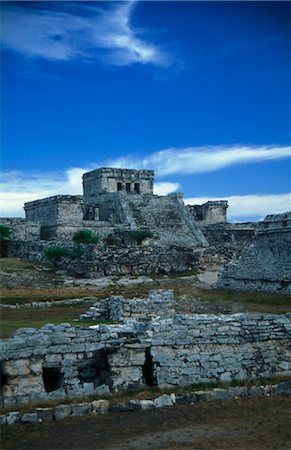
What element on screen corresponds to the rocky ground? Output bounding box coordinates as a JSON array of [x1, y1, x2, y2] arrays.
[[2, 396, 291, 449]]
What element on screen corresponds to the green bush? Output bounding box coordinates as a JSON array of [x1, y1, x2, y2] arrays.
[[127, 230, 157, 245], [73, 229, 100, 244], [0, 224, 12, 241], [44, 246, 68, 264]]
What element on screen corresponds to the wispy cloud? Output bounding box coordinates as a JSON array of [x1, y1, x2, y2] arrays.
[[107, 145, 291, 176], [185, 193, 291, 221], [1, 2, 172, 67]]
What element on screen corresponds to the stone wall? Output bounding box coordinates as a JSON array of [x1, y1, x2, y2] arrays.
[[24, 196, 84, 226], [1, 311, 290, 408], [200, 222, 258, 264], [80, 290, 175, 322], [0, 219, 41, 242], [83, 168, 154, 201], [216, 212, 291, 293], [187, 201, 228, 224], [6, 240, 203, 276]]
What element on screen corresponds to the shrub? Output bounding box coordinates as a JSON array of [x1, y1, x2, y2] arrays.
[[73, 229, 100, 244], [44, 246, 68, 264], [127, 230, 157, 245], [0, 225, 12, 241]]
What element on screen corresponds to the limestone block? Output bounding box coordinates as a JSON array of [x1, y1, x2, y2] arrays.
[[175, 392, 197, 405], [153, 394, 175, 408], [3, 359, 30, 377], [54, 404, 72, 420], [248, 386, 264, 397], [9, 376, 44, 396], [71, 402, 91, 416], [228, 386, 248, 398], [212, 389, 230, 401], [195, 390, 214, 402], [276, 381, 291, 395], [30, 360, 42, 375], [109, 402, 136, 412], [94, 384, 110, 395], [35, 407, 54, 422], [6, 411, 20, 425], [0, 415, 7, 425], [91, 399, 110, 414], [21, 413, 40, 424], [140, 400, 155, 410], [220, 372, 232, 382]]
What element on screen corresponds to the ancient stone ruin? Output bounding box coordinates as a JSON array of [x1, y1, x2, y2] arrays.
[[1, 167, 290, 291], [216, 212, 291, 294], [1, 290, 290, 409]]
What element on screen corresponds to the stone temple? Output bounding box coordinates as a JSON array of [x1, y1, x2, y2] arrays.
[[1, 167, 290, 294], [23, 167, 226, 246]]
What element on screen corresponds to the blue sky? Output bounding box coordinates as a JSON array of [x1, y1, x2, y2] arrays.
[[1, 1, 290, 221]]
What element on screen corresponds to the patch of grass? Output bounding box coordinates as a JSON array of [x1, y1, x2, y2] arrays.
[[196, 288, 291, 314]]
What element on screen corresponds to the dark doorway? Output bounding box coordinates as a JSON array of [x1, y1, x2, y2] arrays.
[[134, 183, 140, 194], [78, 350, 112, 390], [126, 183, 131, 193], [142, 348, 156, 386], [0, 366, 7, 392], [117, 182, 122, 191], [42, 367, 64, 393]]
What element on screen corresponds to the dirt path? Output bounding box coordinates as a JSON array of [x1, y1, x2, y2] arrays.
[[2, 396, 291, 450]]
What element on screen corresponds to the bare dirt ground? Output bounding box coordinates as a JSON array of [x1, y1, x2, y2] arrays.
[[2, 396, 291, 450]]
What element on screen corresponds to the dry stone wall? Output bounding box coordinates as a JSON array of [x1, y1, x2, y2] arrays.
[[80, 290, 175, 322], [216, 212, 291, 293], [1, 309, 290, 408]]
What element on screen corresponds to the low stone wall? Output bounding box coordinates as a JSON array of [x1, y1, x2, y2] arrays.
[[149, 314, 291, 385], [0, 219, 41, 241], [1, 381, 290, 425], [6, 240, 203, 276], [1, 312, 290, 408], [80, 290, 175, 322]]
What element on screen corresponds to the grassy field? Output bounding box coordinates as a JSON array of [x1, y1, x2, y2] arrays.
[[1, 258, 290, 338]]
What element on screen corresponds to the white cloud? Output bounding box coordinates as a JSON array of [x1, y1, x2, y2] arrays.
[[185, 193, 291, 221], [0, 167, 87, 217], [107, 145, 291, 176], [1, 2, 171, 67], [153, 182, 180, 196]]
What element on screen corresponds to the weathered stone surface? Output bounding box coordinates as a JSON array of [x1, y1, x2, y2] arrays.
[[140, 400, 155, 410], [212, 389, 230, 401], [276, 381, 291, 395], [216, 212, 291, 294], [21, 412, 39, 423], [6, 411, 20, 425], [0, 415, 7, 425], [91, 399, 110, 414], [1, 309, 290, 407], [54, 404, 72, 421], [71, 402, 91, 416], [153, 394, 175, 408], [35, 407, 54, 422]]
